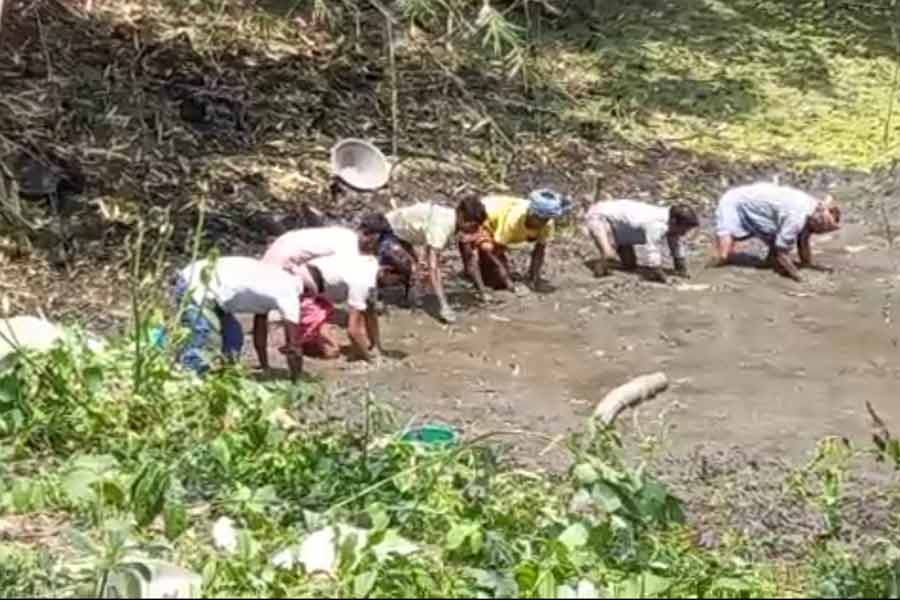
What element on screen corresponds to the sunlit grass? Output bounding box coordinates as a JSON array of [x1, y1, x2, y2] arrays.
[[541, 1, 900, 170]]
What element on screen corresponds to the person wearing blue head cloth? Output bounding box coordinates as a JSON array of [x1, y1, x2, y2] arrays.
[[465, 188, 570, 295]]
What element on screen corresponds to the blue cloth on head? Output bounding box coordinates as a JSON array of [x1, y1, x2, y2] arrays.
[[527, 189, 569, 220]]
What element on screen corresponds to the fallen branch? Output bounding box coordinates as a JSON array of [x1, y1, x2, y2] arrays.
[[593, 372, 669, 426]]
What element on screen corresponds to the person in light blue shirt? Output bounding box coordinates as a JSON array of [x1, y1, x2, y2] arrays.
[[713, 182, 841, 281]]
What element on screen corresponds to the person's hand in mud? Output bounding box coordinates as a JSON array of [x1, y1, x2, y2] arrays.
[[772, 253, 803, 282], [796, 233, 833, 273]]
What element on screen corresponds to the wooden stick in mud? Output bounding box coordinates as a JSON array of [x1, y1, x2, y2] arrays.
[[593, 372, 668, 426]]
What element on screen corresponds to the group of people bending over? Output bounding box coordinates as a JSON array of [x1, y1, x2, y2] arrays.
[[173, 180, 842, 380]]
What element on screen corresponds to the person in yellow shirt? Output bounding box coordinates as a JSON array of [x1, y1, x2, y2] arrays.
[[460, 188, 569, 295]]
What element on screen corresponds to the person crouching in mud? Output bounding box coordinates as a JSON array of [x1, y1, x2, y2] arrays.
[[357, 213, 418, 311], [359, 190, 489, 323], [283, 252, 387, 362], [174, 256, 305, 381], [712, 182, 841, 282], [459, 189, 570, 297], [585, 199, 699, 283]]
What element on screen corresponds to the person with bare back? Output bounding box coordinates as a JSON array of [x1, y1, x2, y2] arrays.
[[712, 182, 841, 281]]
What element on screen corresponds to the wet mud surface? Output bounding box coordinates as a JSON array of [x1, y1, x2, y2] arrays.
[[253, 203, 900, 558]]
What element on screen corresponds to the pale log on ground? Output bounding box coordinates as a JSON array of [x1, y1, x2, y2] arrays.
[[593, 372, 669, 426]]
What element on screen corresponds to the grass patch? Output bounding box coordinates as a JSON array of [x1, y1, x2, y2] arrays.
[[539, 0, 900, 170]]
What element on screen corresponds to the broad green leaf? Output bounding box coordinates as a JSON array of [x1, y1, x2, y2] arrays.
[[201, 560, 218, 587], [210, 437, 231, 470], [237, 529, 259, 562], [558, 522, 589, 550], [367, 503, 390, 532], [164, 501, 189, 541], [0, 373, 19, 406], [11, 480, 36, 512], [62, 469, 98, 503], [537, 570, 557, 599], [614, 572, 673, 598], [642, 573, 673, 597], [610, 514, 629, 530], [515, 562, 539, 592], [445, 523, 470, 551], [371, 531, 417, 561], [99, 479, 127, 508], [353, 570, 378, 598], [637, 477, 684, 524], [82, 365, 104, 395], [592, 482, 623, 513], [130, 462, 170, 528], [253, 485, 279, 506], [573, 463, 598, 485], [338, 531, 361, 571], [469, 526, 484, 555]]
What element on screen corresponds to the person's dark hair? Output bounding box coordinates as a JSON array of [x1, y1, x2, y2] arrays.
[[378, 238, 415, 295], [456, 192, 488, 224], [669, 204, 699, 228], [306, 264, 325, 294], [358, 212, 392, 236], [827, 204, 841, 224]]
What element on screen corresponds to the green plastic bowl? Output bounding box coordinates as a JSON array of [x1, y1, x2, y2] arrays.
[[400, 424, 459, 449]]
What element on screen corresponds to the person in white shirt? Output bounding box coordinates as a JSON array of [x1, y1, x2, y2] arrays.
[[384, 200, 460, 323], [261, 224, 373, 274], [712, 182, 841, 281], [174, 257, 304, 380], [585, 200, 699, 283], [290, 253, 382, 361]]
